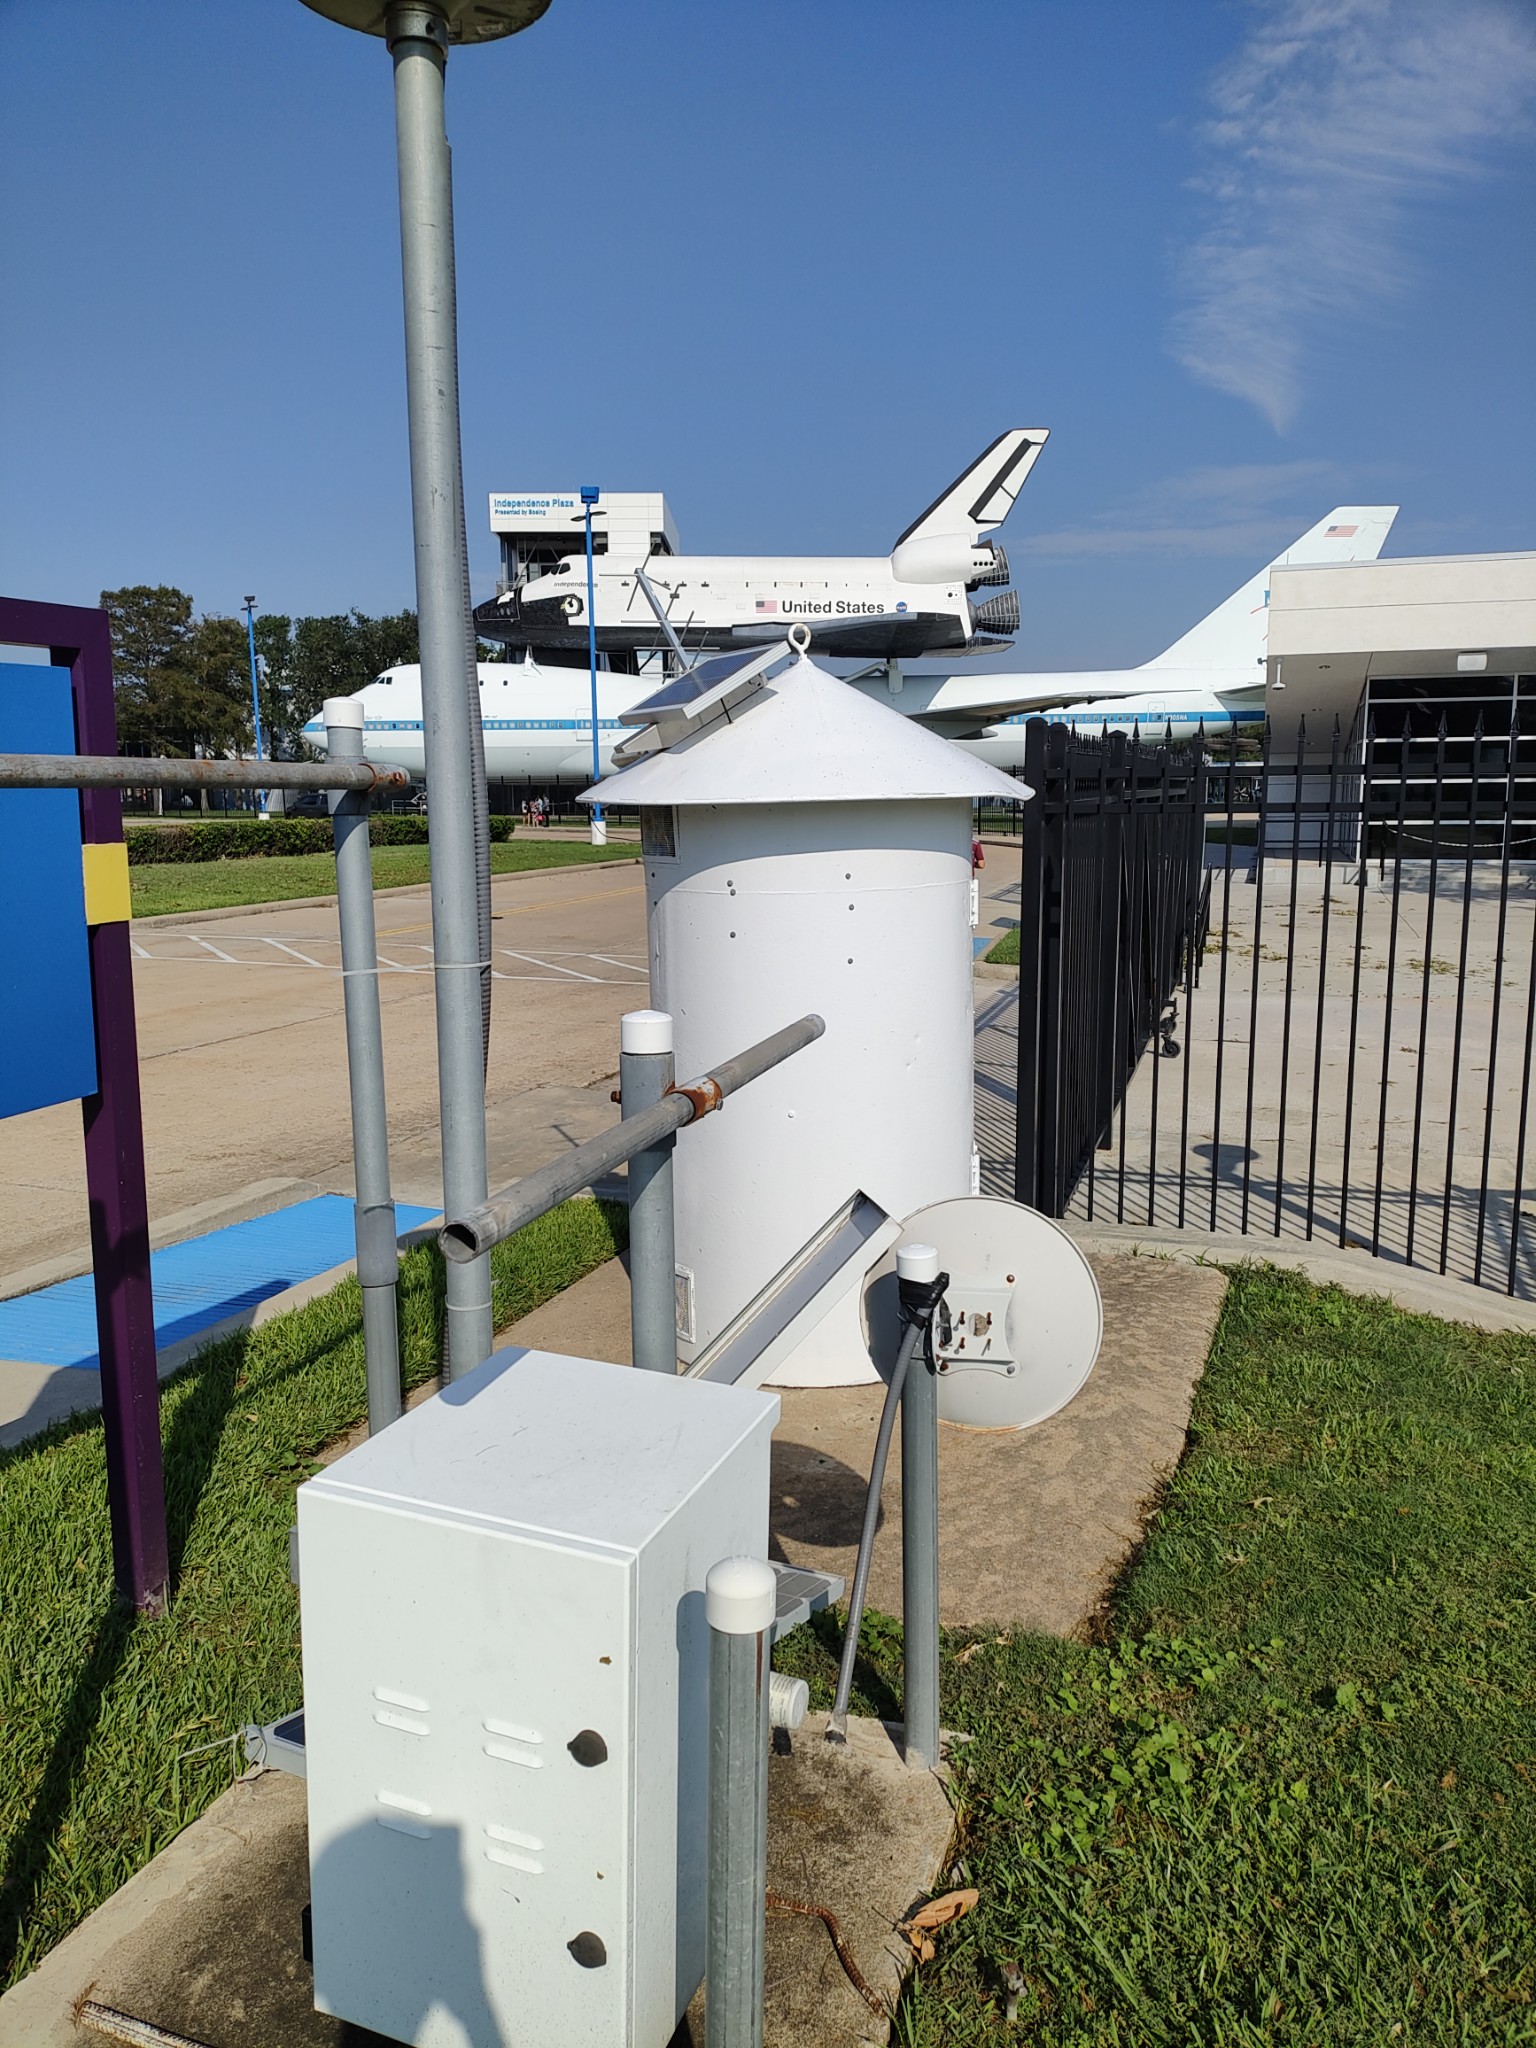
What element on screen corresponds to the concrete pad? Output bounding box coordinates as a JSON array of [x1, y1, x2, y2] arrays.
[[761, 1713, 954, 2047], [501, 1253, 1228, 1636], [0, 1773, 334, 2048], [677, 1713, 956, 2048], [769, 1255, 1226, 1633], [0, 1730, 951, 2048]]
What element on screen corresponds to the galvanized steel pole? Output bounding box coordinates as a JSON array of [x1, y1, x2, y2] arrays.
[[326, 699, 403, 1433], [386, 0, 492, 1376], [705, 1557, 774, 2048], [898, 1242, 942, 1769], [619, 1009, 677, 1373]]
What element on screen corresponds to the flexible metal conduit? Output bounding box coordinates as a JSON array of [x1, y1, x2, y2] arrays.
[[439, 1013, 826, 1261], [0, 754, 410, 793]]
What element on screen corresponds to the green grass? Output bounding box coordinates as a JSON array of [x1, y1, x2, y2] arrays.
[[0, 1198, 626, 1988], [774, 1265, 1536, 2043], [984, 925, 1020, 966], [130, 840, 638, 917]]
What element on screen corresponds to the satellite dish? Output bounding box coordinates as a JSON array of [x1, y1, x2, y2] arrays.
[[862, 1196, 1101, 1429]]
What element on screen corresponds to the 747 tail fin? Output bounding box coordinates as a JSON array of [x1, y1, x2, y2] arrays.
[[1141, 505, 1399, 672]]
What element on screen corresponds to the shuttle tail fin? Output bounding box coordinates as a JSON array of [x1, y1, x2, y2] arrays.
[[1141, 505, 1399, 672], [893, 429, 1049, 548]]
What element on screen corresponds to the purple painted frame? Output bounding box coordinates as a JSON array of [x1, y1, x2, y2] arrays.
[[0, 597, 167, 1612]]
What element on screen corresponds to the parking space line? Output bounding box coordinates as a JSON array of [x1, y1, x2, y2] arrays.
[[497, 950, 605, 982], [258, 938, 331, 969]]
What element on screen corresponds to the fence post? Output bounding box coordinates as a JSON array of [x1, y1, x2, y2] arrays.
[[620, 1009, 678, 1374], [1037, 722, 1070, 1214], [1014, 718, 1048, 1207], [326, 698, 402, 1434], [706, 1557, 775, 2048]]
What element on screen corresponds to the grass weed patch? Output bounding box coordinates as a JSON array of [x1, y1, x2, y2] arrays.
[[0, 1199, 625, 1987], [130, 839, 636, 916], [778, 1265, 1536, 2043], [984, 926, 1020, 966]]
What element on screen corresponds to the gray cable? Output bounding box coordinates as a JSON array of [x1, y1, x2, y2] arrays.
[[826, 1316, 924, 1738]]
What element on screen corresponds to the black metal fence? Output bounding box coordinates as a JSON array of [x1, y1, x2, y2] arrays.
[[1010, 718, 1207, 1214], [1003, 712, 1536, 1299]]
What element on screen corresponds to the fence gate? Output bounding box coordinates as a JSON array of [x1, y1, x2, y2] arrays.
[[1003, 713, 1536, 1301]]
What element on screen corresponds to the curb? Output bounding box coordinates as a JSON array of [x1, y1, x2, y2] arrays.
[[1066, 1222, 1536, 1336]]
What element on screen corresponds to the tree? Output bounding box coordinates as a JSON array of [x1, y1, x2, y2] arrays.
[[254, 608, 421, 749], [102, 589, 254, 810], [101, 585, 193, 755]]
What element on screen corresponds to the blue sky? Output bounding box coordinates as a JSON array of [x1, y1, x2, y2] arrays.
[[3, 0, 1533, 669]]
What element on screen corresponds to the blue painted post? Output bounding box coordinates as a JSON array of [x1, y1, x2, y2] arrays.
[[581, 484, 604, 845], [244, 596, 267, 820], [0, 597, 168, 1613]]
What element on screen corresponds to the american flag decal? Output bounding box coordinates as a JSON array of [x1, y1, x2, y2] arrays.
[[755, 597, 778, 613], [1325, 524, 1358, 538]]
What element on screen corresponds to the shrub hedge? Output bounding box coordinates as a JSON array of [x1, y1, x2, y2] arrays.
[[124, 816, 519, 864]]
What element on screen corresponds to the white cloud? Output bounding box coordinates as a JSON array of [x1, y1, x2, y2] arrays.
[[1169, 0, 1536, 430], [1017, 458, 1360, 559]]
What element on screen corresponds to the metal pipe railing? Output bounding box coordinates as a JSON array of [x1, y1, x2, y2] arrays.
[[0, 753, 409, 793], [439, 1014, 826, 1263]]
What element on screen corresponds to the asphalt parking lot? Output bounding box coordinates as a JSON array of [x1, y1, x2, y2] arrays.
[[0, 844, 1026, 1286], [0, 860, 650, 1280]]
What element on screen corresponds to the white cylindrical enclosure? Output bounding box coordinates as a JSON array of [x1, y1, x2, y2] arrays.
[[587, 651, 1030, 1378], [650, 797, 975, 1362]]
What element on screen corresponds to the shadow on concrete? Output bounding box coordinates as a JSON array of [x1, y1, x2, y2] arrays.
[[312, 1820, 502, 2047], [770, 1439, 882, 1552]]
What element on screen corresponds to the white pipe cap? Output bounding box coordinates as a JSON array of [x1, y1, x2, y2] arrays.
[[621, 1009, 674, 1056], [322, 696, 364, 730], [705, 1556, 777, 1636], [897, 1242, 941, 1284], [769, 1671, 809, 1730]]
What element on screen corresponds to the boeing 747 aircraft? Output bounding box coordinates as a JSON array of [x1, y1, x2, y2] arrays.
[[305, 506, 1398, 785], [847, 506, 1399, 767]]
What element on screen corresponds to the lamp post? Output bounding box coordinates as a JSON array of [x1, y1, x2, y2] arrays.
[[243, 595, 267, 820], [581, 483, 604, 845], [299, 0, 550, 1379]]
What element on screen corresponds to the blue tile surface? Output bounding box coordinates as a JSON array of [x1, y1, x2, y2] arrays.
[[0, 1196, 439, 1370]]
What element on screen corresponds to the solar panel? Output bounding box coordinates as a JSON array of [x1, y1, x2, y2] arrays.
[[618, 643, 788, 730]]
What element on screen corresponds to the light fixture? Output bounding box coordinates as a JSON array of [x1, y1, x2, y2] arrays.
[[1458, 652, 1489, 673]]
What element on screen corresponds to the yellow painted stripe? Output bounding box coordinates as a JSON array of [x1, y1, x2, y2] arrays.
[[82, 841, 132, 925]]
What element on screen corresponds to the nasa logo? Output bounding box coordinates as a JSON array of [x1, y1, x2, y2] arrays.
[[896, 602, 908, 613]]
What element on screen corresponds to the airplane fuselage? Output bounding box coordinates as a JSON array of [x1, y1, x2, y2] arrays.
[[304, 661, 1257, 791]]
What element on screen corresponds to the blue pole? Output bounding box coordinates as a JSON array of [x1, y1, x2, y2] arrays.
[[581, 485, 602, 841], [243, 595, 266, 819]]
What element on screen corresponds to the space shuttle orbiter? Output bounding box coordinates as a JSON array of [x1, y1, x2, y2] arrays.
[[475, 430, 1048, 665]]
